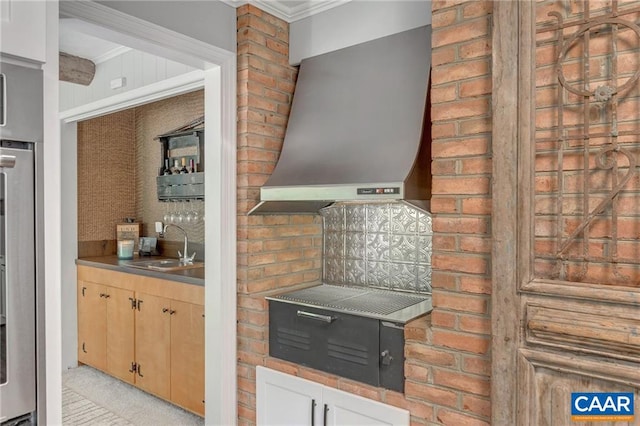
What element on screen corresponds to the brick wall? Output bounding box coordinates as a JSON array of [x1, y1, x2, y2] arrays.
[[428, 1, 493, 424], [236, 2, 494, 425], [236, 5, 323, 424]]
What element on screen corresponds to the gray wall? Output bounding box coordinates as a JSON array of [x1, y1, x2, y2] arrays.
[[97, 1, 237, 53]]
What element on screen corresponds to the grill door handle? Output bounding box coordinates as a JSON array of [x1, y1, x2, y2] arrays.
[[311, 399, 316, 426], [297, 310, 335, 323]]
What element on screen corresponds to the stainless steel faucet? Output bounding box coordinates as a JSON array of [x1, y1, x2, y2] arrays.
[[155, 221, 196, 263]]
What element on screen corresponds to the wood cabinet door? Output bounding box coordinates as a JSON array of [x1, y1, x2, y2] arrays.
[[135, 292, 171, 399], [77, 281, 107, 371], [170, 300, 205, 416], [256, 366, 324, 425], [493, 2, 640, 424], [105, 286, 135, 384]]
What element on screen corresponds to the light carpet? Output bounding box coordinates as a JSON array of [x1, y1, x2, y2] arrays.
[[62, 366, 204, 426]]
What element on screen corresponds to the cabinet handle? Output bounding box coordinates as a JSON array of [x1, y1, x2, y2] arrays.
[[311, 399, 316, 426], [128, 362, 137, 373], [162, 308, 169, 313], [297, 310, 335, 323], [82, 342, 87, 353], [1, 73, 6, 127], [137, 299, 143, 311], [104, 294, 110, 299], [169, 310, 176, 315], [82, 286, 86, 297], [323, 404, 328, 426], [137, 364, 144, 378]]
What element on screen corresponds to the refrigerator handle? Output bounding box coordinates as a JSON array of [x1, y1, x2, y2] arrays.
[[0, 155, 16, 168], [0, 73, 5, 127]]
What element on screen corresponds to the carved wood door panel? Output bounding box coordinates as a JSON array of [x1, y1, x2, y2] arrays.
[[493, 1, 640, 424]]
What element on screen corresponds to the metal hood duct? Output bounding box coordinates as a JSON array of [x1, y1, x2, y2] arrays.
[[249, 26, 432, 215]]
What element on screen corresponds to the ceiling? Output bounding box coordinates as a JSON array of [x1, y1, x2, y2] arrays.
[[59, 18, 131, 63], [60, 1, 349, 62]]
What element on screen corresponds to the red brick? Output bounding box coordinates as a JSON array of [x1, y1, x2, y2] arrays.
[[433, 60, 490, 85], [432, 98, 490, 121], [433, 216, 488, 234], [433, 369, 490, 396], [436, 408, 491, 426], [432, 8, 458, 28], [432, 138, 489, 158], [405, 363, 430, 382], [432, 330, 490, 354], [462, 355, 491, 376], [458, 314, 491, 334], [462, 394, 491, 418], [431, 197, 459, 214], [461, 197, 491, 215], [433, 18, 490, 48], [459, 276, 491, 294], [459, 77, 491, 98], [430, 310, 457, 328], [432, 292, 487, 314], [405, 343, 457, 367], [459, 235, 491, 253], [459, 39, 491, 60], [432, 176, 490, 195], [405, 382, 458, 408]]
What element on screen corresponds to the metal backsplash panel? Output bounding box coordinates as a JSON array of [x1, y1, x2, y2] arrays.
[[321, 202, 432, 293]]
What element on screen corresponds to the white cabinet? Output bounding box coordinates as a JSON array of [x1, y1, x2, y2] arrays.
[[0, 0, 46, 62], [256, 367, 409, 426]]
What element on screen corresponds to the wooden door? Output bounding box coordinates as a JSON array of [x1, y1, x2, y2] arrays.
[[105, 286, 135, 384], [135, 292, 171, 399], [77, 280, 107, 371], [170, 300, 205, 416], [493, 1, 640, 424]]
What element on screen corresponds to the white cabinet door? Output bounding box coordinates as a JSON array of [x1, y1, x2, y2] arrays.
[[257, 366, 323, 426], [0, 0, 46, 62], [257, 367, 410, 426], [323, 387, 409, 426]]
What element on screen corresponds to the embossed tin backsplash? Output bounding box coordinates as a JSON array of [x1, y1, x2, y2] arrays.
[[320, 202, 432, 293]]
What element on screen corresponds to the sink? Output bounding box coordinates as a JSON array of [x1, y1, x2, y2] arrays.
[[125, 259, 204, 271]]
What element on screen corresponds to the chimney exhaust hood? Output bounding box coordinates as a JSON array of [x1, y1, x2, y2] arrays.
[[249, 26, 432, 215]]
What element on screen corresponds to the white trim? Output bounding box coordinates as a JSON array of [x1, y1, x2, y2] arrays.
[[60, 70, 205, 122], [59, 1, 230, 68], [93, 45, 132, 64], [55, 2, 238, 425], [220, 0, 352, 22]]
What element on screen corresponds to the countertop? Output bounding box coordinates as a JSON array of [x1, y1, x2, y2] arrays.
[[76, 255, 204, 286]]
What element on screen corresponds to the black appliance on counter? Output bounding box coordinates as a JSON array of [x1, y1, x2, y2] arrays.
[[268, 284, 432, 393]]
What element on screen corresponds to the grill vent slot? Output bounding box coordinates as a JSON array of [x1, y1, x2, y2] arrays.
[[276, 326, 311, 351], [328, 338, 369, 366]]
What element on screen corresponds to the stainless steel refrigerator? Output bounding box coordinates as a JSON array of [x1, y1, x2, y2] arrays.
[[0, 60, 42, 423]]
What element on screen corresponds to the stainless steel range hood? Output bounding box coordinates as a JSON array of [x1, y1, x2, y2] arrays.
[[249, 26, 432, 215]]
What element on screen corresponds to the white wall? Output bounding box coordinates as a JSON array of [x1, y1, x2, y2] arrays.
[[60, 49, 197, 111], [96, 0, 237, 54], [289, 0, 432, 64]]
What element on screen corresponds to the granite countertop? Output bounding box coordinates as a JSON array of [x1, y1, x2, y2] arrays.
[[76, 255, 204, 286]]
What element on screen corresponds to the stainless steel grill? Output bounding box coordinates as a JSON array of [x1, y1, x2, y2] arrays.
[[272, 284, 430, 318]]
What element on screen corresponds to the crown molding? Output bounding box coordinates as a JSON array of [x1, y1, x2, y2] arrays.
[[220, 0, 352, 22]]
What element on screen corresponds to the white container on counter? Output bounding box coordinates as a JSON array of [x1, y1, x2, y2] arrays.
[[117, 240, 135, 260]]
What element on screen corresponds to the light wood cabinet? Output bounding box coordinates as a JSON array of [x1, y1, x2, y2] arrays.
[[78, 281, 135, 383], [170, 301, 205, 415], [77, 265, 204, 416]]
